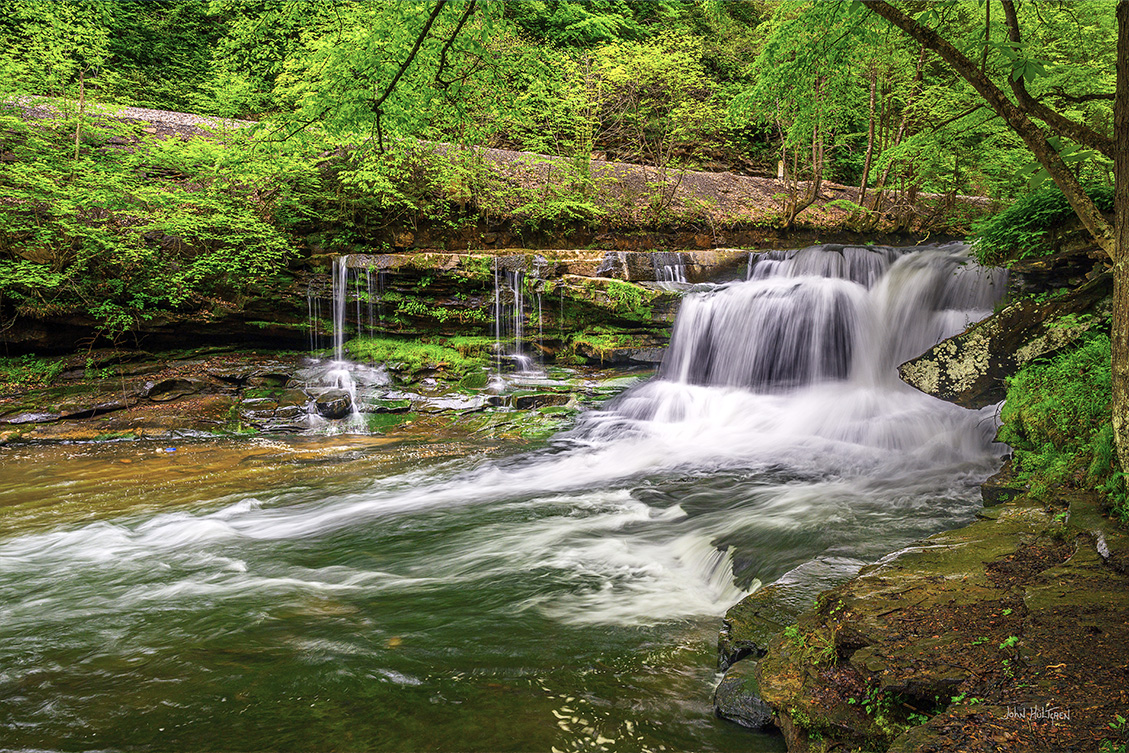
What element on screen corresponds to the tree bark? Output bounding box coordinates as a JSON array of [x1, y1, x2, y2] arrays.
[[859, 65, 877, 211], [74, 68, 85, 163], [1112, 0, 1129, 474]]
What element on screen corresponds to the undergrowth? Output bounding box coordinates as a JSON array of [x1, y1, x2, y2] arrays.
[[0, 354, 66, 388], [998, 333, 1128, 518], [972, 184, 1113, 266]]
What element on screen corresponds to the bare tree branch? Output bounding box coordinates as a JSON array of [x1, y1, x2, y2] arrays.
[[860, 0, 1115, 257], [435, 0, 477, 89], [370, 0, 448, 151]]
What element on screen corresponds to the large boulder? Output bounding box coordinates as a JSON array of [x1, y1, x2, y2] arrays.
[[315, 389, 353, 419], [898, 271, 1111, 408]]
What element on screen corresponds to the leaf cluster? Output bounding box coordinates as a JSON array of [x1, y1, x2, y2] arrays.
[[971, 183, 1114, 265]]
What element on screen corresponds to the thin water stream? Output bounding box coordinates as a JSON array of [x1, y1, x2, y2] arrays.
[[0, 244, 1005, 752]]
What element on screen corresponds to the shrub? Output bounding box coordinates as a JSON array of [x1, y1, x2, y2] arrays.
[[998, 333, 1127, 515], [972, 184, 1113, 266]]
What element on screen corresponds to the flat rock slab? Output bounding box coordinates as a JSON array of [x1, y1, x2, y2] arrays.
[[753, 492, 1129, 752]]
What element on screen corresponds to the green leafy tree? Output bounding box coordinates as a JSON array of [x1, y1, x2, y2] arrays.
[[858, 0, 1129, 469]]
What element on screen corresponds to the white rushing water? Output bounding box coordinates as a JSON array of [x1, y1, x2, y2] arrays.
[[0, 242, 1009, 752], [0, 242, 1005, 628]]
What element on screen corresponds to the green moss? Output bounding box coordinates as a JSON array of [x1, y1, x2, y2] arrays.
[[444, 335, 497, 357], [92, 430, 136, 442], [243, 387, 283, 399], [345, 336, 485, 377], [570, 327, 640, 360], [457, 254, 495, 281], [365, 412, 416, 431], [393, 295, 490, 324], [603, 279, 656, 319], [458, 372, 490, 389]]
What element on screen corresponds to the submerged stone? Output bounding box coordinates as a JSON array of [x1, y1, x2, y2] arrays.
[[713, 660, 775, 730]]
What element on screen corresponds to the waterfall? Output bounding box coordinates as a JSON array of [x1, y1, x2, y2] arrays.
[[653, 251, 687, 284], [665, 243, 1002, 393], [491, 261, 540, 375], [0, 243, 1013, 753], [747, 244, 900, 287], [591, 242, 1007, 465], [331, 255, 349, 362]]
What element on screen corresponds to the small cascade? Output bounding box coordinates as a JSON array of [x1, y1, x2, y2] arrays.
[[300, 255, 401, 428], [668, 242, 1004, 393], [491, 259, 543, 376], [331, 255, 349, 361], [747, 244, 899, 288], [306, 284, 324, 352], [660, 276, 862, 391], [652, 251, 687, 284]]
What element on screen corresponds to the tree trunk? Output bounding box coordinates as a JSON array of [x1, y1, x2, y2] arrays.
[[858, 65, 877, 211], [1112, 0, 1129, 472], [863, 0, 1115, 255], [865, 46, 924, 227], [74, 68, 85, 162]]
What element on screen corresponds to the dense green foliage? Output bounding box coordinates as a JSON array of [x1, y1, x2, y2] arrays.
[[0, 0, 1119, 343], [0, 105, 300, 337], [998, 334, 1126, 516], [972, 184, 1115, 265]]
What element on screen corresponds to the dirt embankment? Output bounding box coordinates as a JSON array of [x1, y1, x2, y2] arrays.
[[17, 98, 989, 242]]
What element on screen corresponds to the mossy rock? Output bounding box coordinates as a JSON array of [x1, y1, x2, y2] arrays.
[[458, 371, 490, 389], [713, 660, 775, 730]]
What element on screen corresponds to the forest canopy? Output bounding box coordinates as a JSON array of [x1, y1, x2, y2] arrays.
[[2, 0, 1116, 195], [0, 0, 1120, 340]]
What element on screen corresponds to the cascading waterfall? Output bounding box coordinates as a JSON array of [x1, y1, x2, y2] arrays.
[[595, 242, 1006, 474], [664, 243, 1002, 394], [653, 251, 688, 284], [302, 255, 395, 426], [331, 254, 349, 362], [0, 242, 1010, 753], [491, 260, 542, 375]]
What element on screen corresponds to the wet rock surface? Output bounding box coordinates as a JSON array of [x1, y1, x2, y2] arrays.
[[314, 389, 353, 419], [714, 660, 775, 730], [0, 347, 649, 446], [898, 271, 1112, 409], [734, 491, 1129, 752]]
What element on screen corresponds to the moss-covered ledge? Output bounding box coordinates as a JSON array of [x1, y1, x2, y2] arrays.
[[716, 490, 1129, 752]]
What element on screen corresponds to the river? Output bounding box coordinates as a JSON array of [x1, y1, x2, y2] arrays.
[[0, 243, 1006, 752]]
